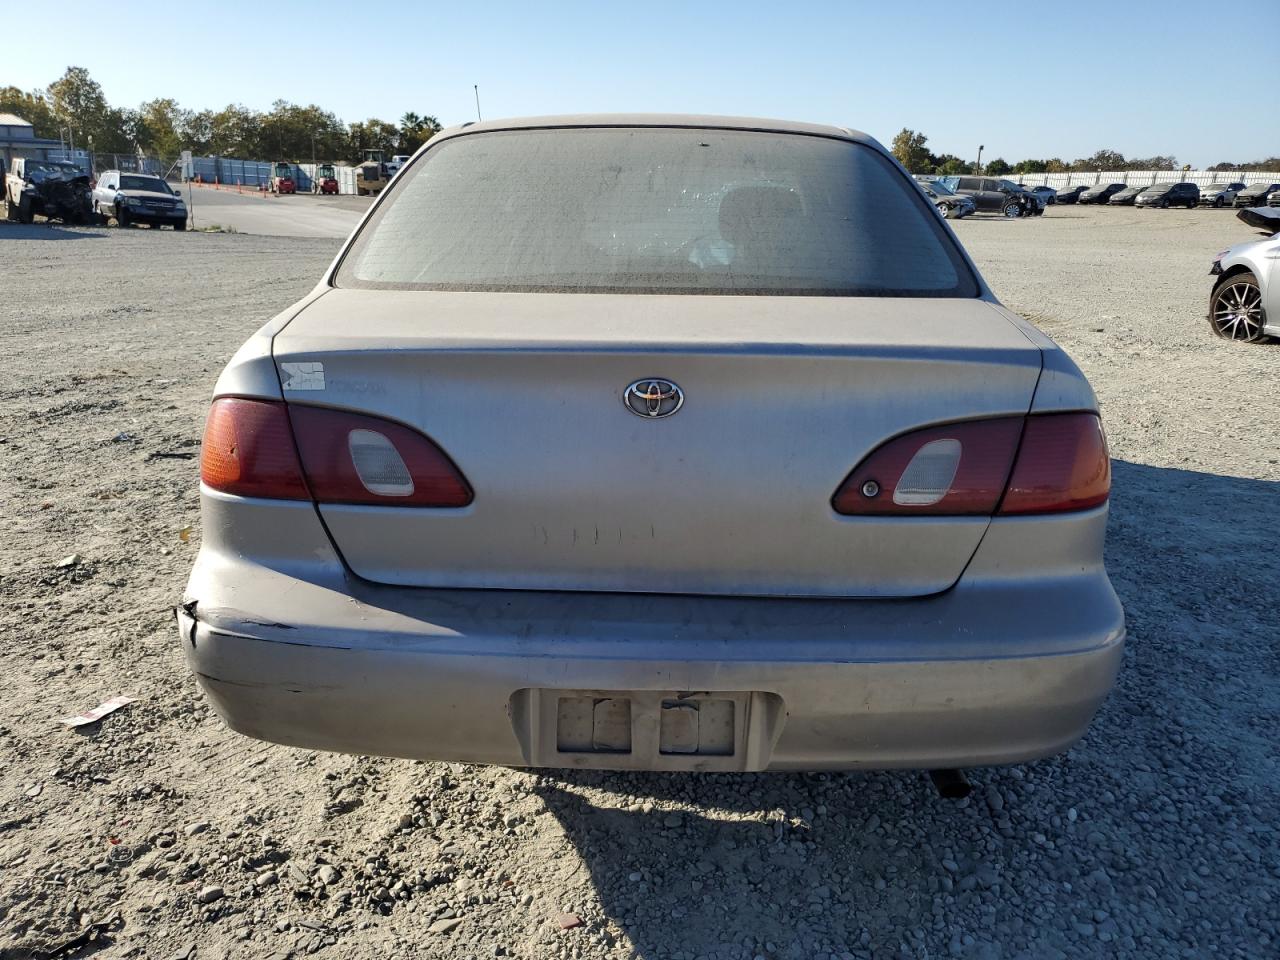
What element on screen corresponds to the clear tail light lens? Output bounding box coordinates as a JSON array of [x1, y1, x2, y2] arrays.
[[347, 429, 415, 497], [200, 399, 471, 507], [832, 413, 1110, 517]]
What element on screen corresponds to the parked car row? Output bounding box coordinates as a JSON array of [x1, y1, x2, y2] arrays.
[[913, 175, 1043, 218], [3, 163, 189, 228], [1233, 182, 1280, 207], [1033, 180, 1280, 209]]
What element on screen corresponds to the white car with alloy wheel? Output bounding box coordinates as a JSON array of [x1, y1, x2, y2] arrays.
[[1208, 216, 1279, 342]]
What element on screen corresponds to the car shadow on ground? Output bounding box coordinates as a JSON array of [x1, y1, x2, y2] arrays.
[[0, 222, 106, 239], [527, 459, 1279, 959]]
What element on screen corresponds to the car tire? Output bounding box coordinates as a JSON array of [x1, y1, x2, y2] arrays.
[[174, 220, 187, 231], [1159, 200, 1169, 209], [940, 203, 957, 220], [116, 204, 130, 227], [18, 196, 33, 223], [1213, 197, 1224, 208], [1001, 201, 1021, 218], [1209, 273, 1267, 343]]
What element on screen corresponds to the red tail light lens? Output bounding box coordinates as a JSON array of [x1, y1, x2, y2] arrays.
[[832, 413, 1110, 517], [833, 418, 1023, 515], [200, 399, 472, 507], [201, 398, 310, 500], [998, 413, 1110, 515], [289, 405, 472, 507]]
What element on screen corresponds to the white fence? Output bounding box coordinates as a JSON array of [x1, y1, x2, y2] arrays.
[[1010, 170, 1280, 189]]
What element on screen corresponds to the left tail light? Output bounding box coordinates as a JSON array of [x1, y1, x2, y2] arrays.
[[200, 398, 472, 507], [200, 398, 310, 500], [289, 405, 472, 507]]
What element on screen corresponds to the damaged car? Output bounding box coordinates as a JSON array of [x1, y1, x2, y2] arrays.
[[1207, 207, 1279, 343], [3, 158, 93, 224]]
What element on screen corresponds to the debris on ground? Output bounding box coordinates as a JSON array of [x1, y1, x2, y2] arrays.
[[58, 695, 137, 727]]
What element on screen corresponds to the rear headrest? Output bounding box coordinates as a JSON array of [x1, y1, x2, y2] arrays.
[[718, 185, 802, 246]]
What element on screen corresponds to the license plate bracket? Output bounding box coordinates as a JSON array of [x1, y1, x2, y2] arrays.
[[511, 688, 786, 772]]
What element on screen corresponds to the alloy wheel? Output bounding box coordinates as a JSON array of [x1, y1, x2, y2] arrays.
[[1211, 278, 1265, 342]]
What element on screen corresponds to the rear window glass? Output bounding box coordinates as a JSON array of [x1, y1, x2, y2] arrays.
[[336, 127, 978, 297]]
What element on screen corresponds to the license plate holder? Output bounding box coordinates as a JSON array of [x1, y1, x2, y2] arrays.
[[511, 688, 785, 772]]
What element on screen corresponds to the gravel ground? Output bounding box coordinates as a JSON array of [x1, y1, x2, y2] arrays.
[[1, 207, 1277, 960]]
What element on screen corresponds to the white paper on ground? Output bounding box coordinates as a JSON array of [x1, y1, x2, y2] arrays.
[[59, 695, 137, 727]]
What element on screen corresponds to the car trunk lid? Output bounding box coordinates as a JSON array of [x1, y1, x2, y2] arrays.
[[272, 289, 1041, 598]]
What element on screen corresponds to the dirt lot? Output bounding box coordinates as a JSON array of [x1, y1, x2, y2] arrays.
[[1, 208, 1277, 960]]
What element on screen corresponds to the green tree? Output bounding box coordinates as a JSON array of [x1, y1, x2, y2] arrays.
[[136, 98, 188, 157], [182, 110, 214, 154], [0, 86, 58, 138], [208, 104, 262, 156], [984, 157, 1012, 176], [47, 66, 119, 150], [1129, 155, 1177, 171], [891, 128, 932, 173], [347, 118, 401, 161], [1012, 158, 1047, 174], [397, 112, 442, 154], [930, 154, 969, 175], [1072, 149, 1126, 171]]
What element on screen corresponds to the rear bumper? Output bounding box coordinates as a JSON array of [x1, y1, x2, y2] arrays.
[[179, 496, 1124, 772], [181, 610, 1122, 772]]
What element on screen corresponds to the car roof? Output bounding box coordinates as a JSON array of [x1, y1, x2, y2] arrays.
[[435, 113, 877, 146]]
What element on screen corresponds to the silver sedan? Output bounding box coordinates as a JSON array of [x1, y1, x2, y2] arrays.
[[1209, 212, 1280, 342], [180, 115, 1123, 775]]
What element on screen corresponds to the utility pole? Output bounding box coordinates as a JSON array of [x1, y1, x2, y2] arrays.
[[474, 85, 482, 122], [975, 145, 984, 176]]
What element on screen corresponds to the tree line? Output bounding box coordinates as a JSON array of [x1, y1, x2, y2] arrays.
[[891, 128, 1279, 176], [1, 67, 441, 163]]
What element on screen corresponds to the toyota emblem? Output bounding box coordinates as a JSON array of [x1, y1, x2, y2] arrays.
[[624, 379, 683, 419]]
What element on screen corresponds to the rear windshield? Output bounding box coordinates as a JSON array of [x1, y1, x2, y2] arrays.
[[336, 127, 978, 297]]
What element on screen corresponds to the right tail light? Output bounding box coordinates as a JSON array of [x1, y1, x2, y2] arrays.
[[833, 413, 1109, 517], [998, 413, 1110, 514]]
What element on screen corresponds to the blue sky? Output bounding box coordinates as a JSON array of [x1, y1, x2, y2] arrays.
[[7, 0, 1275, 167]]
